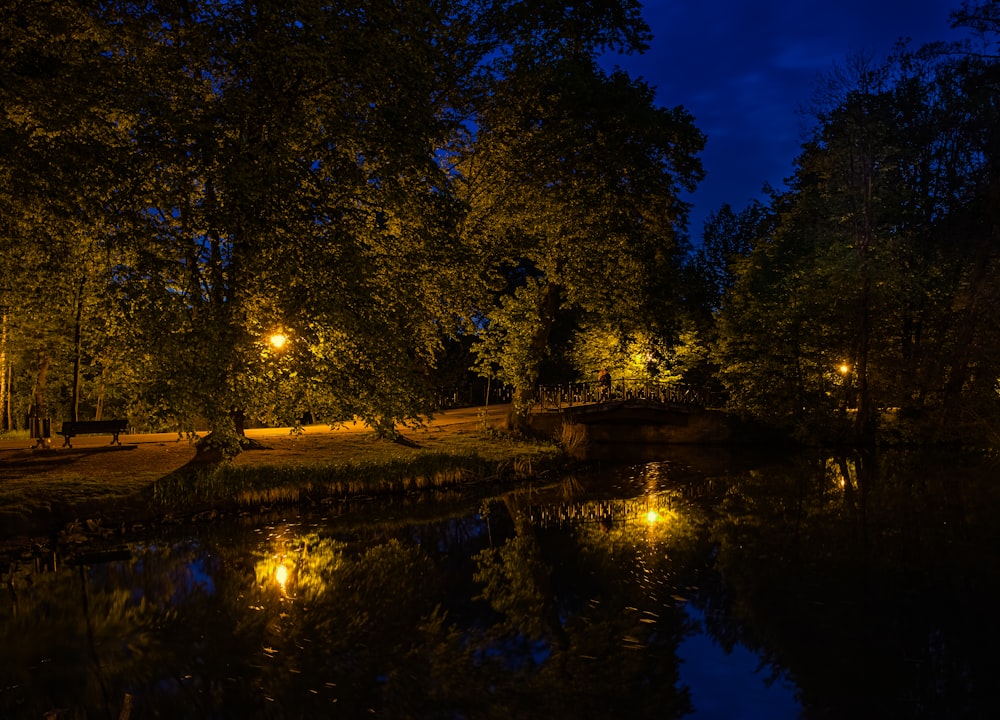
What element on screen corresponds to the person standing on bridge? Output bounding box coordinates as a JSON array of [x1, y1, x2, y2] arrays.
[[598, 368, 612, 401]]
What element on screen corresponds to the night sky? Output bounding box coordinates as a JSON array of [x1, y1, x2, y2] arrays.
[[601, 0, 969, 241]]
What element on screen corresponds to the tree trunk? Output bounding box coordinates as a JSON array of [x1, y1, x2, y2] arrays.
[[95, 367, 105, 421], [852, 275, 877, 445], [849, 128, 877, 446], [508, 385, 535, 432], [71, 277, 85, 423], [32, 352, 51, 448], [0, 310, 7, 433], [4, 363, 11, 432], [509, 282, 562, 432], [231, 407, 246, 436], [937, 173, 999, 436]]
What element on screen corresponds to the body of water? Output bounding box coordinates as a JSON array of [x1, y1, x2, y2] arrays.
[[2, 448, 998, 718]]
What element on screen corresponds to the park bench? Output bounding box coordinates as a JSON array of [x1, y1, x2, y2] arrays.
[[57, 419, 129, 448]]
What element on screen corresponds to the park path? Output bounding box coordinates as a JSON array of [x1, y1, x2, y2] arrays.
[[0, 404, 510, 454]]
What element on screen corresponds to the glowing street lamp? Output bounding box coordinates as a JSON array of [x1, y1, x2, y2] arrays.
[[838, 363, 850, 376], [269, 332, 287, 350]]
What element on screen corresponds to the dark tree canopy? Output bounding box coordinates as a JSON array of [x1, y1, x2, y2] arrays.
[[0, 0, 705, 450], [710, 13, 1000, 444]]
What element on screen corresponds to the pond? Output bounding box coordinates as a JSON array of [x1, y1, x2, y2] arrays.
[[2, 447, 998, 719]]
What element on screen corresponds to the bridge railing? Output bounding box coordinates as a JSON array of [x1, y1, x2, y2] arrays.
[[533, 380, 710, 411]]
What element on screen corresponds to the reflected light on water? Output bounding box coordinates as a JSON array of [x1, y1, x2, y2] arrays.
[[275, 563, 289, 590]]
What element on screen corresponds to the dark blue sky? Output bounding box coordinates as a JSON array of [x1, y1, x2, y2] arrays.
[[602, 0, 968, 240]]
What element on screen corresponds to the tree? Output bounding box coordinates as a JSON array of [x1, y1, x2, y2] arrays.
[[930, 2, 1000, 435], [950, 0, 1000, 40], [714, 27, 1000, 444], [462, 41, 704, 424], [693, 200, 772, 314], [94, 1, 482, 450], [0, 0, 132, 438], [716, 55, 933, 442]]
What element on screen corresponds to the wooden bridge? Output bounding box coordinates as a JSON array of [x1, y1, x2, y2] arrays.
[[527, 380, 732, 450], [531, 380, 711, 412]]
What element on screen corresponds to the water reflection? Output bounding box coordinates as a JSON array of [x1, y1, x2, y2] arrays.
[[679, 606, 799, 718], [2, 450, 998, 718]]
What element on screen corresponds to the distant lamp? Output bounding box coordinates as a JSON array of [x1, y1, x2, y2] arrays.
[[838, 363, 850, 375], [646, 510, 660, 524], [269, 332, 287, 350]]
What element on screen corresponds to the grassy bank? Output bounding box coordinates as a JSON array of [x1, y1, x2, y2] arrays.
[[0, 420, 565, 546], [154, 440, 559, 510]]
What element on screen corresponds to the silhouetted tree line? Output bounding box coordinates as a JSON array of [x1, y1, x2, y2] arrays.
[[692, 1, 1000, 445]]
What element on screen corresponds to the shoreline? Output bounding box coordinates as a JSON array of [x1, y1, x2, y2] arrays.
[[0, 405, 567, 555]]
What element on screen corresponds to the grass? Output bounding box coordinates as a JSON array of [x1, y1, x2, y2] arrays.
[[0, 419, 566, 543], [560, 420, 589, 459], [153, 448, 550, 508], [0, 430, 31, 441]]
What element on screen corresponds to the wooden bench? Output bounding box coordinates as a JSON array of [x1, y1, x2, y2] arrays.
[[58, 419, 129, 448]]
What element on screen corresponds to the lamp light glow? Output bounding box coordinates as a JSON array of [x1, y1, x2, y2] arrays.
[[275, 563, 289, 589]]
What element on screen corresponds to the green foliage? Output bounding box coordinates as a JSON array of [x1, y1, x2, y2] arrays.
[[713, 30, 1000, 444], [692, 200, 773, 314], [568, 319, 710, 387], [463, 54, 705, 409], [1, 1, 704, 443], [473, 279, 553, 399]]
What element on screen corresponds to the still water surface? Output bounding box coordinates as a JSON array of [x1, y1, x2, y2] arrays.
[[3, 448, 998, 719]]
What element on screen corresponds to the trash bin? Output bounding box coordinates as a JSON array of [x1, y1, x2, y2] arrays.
[[29, 417, 51, 439]]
